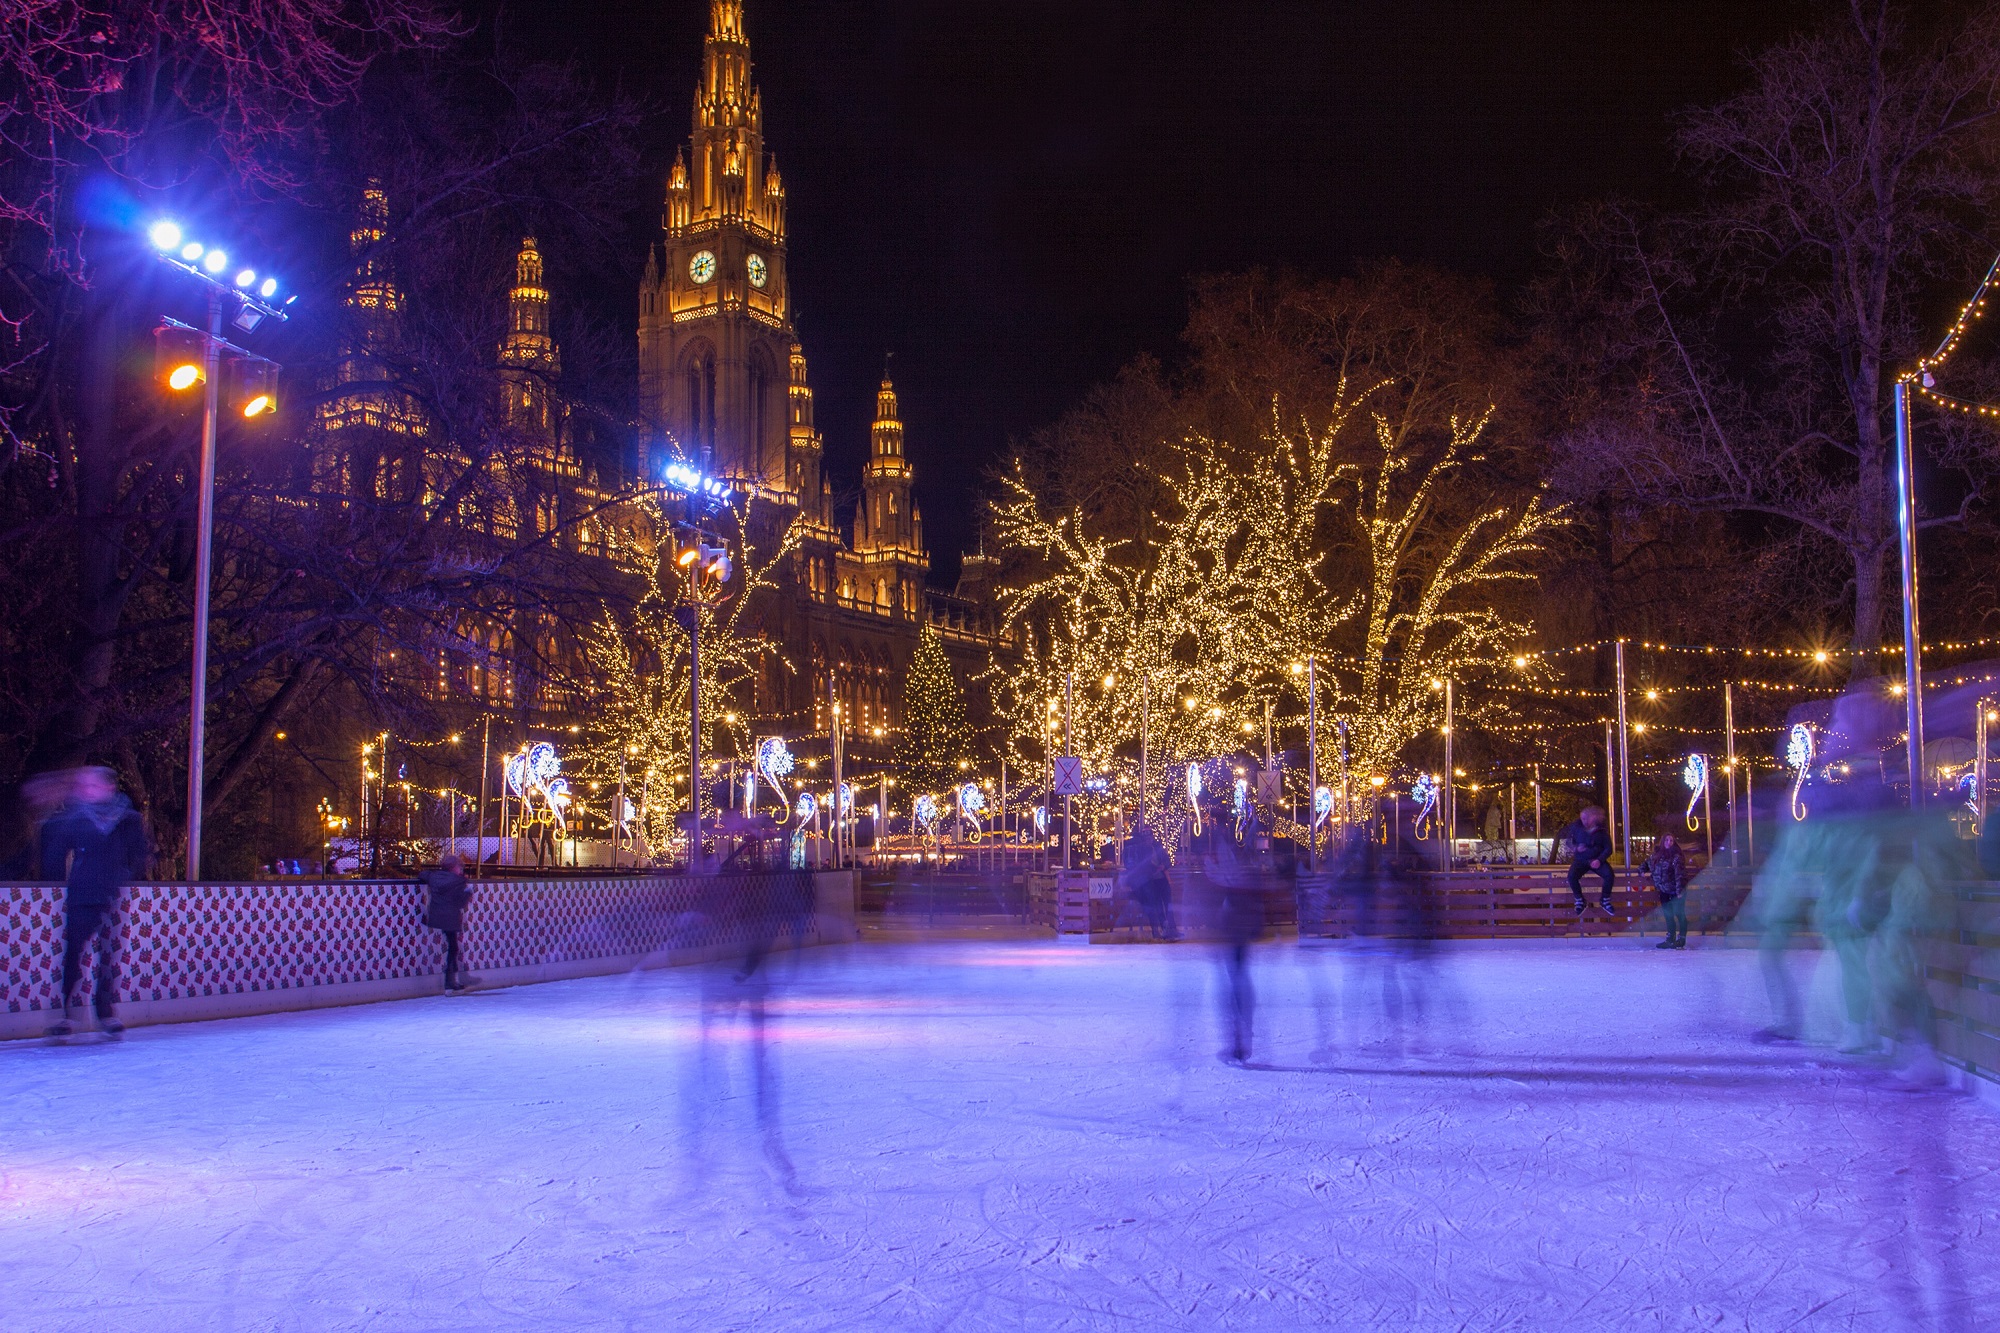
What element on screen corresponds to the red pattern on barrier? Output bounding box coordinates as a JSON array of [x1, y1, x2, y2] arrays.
[[2, 875, 819, 1013]]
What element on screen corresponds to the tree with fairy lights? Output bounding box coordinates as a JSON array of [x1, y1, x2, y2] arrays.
[[989, 266, 1564, 847], [897, 624, 971, 797], [578, 481, 804, 861]]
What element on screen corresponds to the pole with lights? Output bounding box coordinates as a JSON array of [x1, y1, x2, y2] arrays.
[[147, 220, 292, 879]]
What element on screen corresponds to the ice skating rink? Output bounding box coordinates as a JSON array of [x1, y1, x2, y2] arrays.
[[3, 937, 1994, 1332]]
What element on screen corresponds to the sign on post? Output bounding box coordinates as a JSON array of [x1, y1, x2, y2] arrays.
[[1052, 756, 1085, 796], [1255, 769, 1283, 804]]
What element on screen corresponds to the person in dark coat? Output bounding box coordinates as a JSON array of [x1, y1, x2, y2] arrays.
[[419, 852, 475, 991], [1202, 797, 1266, 1064], [1559, 806, 1614, 916], [1647, 833, 1691, 949], [39, 767, 147, 1039], [1121, 821, 1174, 940]]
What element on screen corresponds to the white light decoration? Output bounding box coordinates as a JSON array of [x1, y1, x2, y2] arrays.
[[755, 735, 794, 801], [1411, 772, 1440, 839], [1786, 723, 1814, 822], [1033, 805, 1048, 836], [914, 793, 941, 843], [258, 276, 278, 298], [1233, 776, 1250, 842], [1682, 753, 1709, 832], [234, 268, 257, 288], [180, 242, 204, 261], [504, 742, 572, 834], [1186, 762, 1204, 836], [958, 782, 987, 840]]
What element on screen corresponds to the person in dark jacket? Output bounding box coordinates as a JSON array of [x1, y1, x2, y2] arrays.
[[1202, 797, 1265, 1064], [39, 767, 147, 1039], [1560, 806, 1614, 915], [1647, 833, 1691, 949], [1121, 822, 1174, 940], [419, 853, 475, 991]]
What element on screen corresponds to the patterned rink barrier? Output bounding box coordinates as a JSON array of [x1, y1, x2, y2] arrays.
[[0, 870, 856, 1040]]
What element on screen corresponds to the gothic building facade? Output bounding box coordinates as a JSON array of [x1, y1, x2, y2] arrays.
[[316, 0, 1003, 764], [633, 0, 1002, 761]]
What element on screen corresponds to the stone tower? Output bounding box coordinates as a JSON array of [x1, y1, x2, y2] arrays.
[[637, 0, 799, 490], [851, 374, 926, 616], [500, 236, 560, 437]]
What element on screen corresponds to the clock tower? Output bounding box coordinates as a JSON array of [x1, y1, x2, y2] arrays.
[[638, 0, 806, 496]]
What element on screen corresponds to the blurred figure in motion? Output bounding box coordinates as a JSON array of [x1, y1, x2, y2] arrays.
[[1559, 805, 1614, 917], [682, 871, 812, 1194], [40, 766, 146, 1041], [418, 852, 475, 992], [1121, 818, 1174, 941], [1199, 794, 1265, 1064], [1647, 833, 1690, 950], [1340, 833, 1456, 1057]]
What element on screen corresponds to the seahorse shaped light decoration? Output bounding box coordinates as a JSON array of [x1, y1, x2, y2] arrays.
[[1233, 777, 1250, 842], [914, 793, 941, 843], [789, 790, 817, 868], [957, 783, 987, 841], [1186, 763, 1204, 836], [755, 736, 794, 803], [1786, 723, 1815, 822], [1312, 785, 1334, 850], [1033, 805, 1048, 837], [504, 742, 570, 832], [1411, 772, 1440, 840], [1682, 753, 1709, 832]]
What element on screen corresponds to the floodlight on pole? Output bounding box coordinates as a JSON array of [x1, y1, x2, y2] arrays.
[[146, 219, 291, 881]]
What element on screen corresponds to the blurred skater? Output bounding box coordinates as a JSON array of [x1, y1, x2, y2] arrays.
[[1648, 833, 1690, 949], [1201, 795, 1265, 1064], [1121, 819, 1174, 940], [1559, 805, 1614, 916], [40, 766, 146, 1040], [418, 852, 475, 991]]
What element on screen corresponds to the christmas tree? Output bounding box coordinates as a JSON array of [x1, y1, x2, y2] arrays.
[[897, 623, 971, 793]]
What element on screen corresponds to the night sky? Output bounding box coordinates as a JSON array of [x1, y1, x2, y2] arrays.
[[503, 0, 1810, 579]]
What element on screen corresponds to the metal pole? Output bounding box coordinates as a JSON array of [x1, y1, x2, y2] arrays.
[[1702, 765, 1713, 864], [1337, 719, 1350, 848], [1724, 683, 1738, 870], [615, 754, 626, 870], [1063, 670, 1074, 871], [1978, 701, 1990, 832], [1533, 763, 1542, 864], [184, 288, 224, 880], [1614, 640, 1632, 867], [476, 717, 490, 878], [1894, 380, 1926, 806], [1306, 655, 1318, 869], [1605, 721, 1618, 855], [1442, 678, 1453, 873], [1139, 681, 1149, 823], [832, 689, 844, 870], [689, 609, 703, 873], [1508, 781, 1516, 865]]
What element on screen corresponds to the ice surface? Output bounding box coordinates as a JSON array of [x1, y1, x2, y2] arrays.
[[2, 937, 1995, 1331]]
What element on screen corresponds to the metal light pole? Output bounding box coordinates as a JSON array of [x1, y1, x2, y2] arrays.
[[1604, 721, 1618, 855], [476, 717, 491, 877], [1063, 670, 1074, 870], [1894, 380, 1926, 805], [1614, 640, 1633, 867], [1724, 683, 1739, 870], [147, 222, 290, 881], [1305, 656, 1318, 869], [1441, 678, 1454, 873]]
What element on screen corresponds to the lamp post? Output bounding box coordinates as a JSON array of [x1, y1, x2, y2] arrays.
[[1893, 380, 1926, 805], [146, 220, 290, 881]]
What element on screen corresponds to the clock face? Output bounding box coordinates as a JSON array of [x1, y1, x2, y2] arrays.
[[689, 250, 717, 284], [746, 254, 768, 288]]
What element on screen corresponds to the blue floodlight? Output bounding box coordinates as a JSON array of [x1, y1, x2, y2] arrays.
[[202, 250, 228, 274], [181, 242, 204, 261], [259, 277, 278, 298], [149, 221, 183, 251], [234, 269, 256, 288]]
